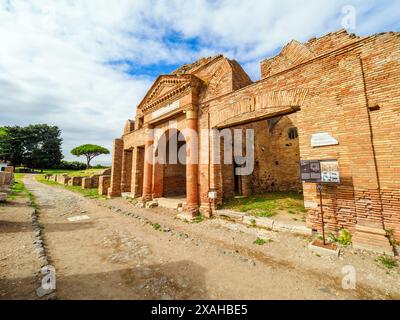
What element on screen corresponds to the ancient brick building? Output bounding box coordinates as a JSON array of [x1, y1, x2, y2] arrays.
[[108, 30, 400, 254]]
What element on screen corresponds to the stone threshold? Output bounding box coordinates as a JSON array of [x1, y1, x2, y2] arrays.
[[214, 209, 312, 236]]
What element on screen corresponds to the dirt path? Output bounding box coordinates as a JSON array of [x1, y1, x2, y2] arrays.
[[0, 196, 41, 299], [14, 174, 400, 300]]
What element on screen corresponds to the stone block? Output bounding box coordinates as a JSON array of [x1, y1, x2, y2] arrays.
[[308, 241, 340, 257], [273, 221, 313, 236], [98, 175, 111, 195], [215, 209, 246, 221], [0, 192, 7, 202], [146, 200, 158, 208], [100, 168, 111, 175], [243, 216, 274, 229], [57, 175, 70, 185], [90, 175, 100, 188], [0, 172, 14, 186], [68, 176, 83, 186], [81, 177, 93, 189]]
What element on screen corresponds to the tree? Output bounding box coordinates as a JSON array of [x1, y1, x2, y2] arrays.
[[24, 125, 63, 171], [70, 144, 109, 169], [0, 126, 25, 165], [0, 124, 63, 170]]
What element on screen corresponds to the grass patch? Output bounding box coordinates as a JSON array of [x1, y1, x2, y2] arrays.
[[152, 223, 161, 231], [9, 174, 26, 199], [222, 191, 305, 218], [193, 215, 205, 223], [376, 256, 398, 269], [41, 168, 106, 177], [253, 238, 267, 245], [6, 174, 37, 208], [328, 229, 352, 246], [36, 175, 105, 199]]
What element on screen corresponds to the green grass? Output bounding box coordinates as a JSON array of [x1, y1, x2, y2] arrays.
[[152, 223, 161, 231], [193, 215, 205, 223], [41, 168, 106, 177], [222, 191, 305, 218], [253, 238, 267, 245], [9, 173, 26, 199], [36, 175, 106, 199], [376, 256, 398, 269], [6, 174, 37, 207]]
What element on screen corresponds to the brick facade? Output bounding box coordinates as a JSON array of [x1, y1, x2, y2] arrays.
[[107, 30, 400, 254]]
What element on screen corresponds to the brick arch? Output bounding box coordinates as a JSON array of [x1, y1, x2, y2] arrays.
[[211, 88, 309, 129]]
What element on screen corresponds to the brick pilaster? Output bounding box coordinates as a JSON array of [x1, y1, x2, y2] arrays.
[[108, 138, 124, 198], [184, 106, 199, 217], [121, 149, 133, 193]]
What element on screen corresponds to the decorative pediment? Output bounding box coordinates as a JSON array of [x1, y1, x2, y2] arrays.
[[138, 75, 199, 113]]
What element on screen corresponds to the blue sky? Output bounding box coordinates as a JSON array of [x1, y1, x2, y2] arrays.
[[0, 0, 399, 165]]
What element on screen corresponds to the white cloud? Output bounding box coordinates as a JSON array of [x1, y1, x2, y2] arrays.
[[0, 0, 399, 165]]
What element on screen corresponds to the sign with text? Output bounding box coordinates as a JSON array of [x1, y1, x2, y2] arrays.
[[300, 159, 340, 184]]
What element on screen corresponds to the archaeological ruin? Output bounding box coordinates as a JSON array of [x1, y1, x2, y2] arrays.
[[107, 30, 400, 255]]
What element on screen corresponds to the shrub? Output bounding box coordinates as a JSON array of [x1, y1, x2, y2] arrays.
[[376, 256, 398, 269], [329, 229, 352, 246], [253, 238, 267, 245], [56, 160, 87, 170]]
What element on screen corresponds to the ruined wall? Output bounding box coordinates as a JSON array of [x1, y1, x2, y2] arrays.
[[361, 33, 400, 240], [219, 115, 301, 199], [260, 29, 361, 79], [113, 29, 400, 244], [206, 32, 400, 242]]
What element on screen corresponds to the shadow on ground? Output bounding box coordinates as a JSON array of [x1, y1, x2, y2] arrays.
[[0, 260, 209, 300]]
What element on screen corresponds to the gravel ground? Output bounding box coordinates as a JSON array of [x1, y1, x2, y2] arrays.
[[0, 174, 398, 300]]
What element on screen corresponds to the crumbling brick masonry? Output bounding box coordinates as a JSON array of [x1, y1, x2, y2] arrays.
[[107, 30, 400, 254]]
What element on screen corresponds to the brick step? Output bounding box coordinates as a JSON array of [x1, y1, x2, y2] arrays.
[[155, 197, 186, 210]]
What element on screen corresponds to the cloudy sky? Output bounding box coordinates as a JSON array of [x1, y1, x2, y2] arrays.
[[1, 0, 399, 165]]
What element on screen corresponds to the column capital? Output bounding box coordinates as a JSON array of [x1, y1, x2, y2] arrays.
[[184, 104, 198, 120]]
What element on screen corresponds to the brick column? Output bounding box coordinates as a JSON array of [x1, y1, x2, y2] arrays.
[[185, 107, 199, 217], [121, 149, 133, 193], [142, 126, 154, 202], [108, 138, 124, 198], [152, 162, 164, 198], [130, 147, 140, 198]]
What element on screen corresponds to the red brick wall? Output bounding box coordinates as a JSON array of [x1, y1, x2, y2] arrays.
[[115, 30, 400, 244], [206, 31, 400, 241]]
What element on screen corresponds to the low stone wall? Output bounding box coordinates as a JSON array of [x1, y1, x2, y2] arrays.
[[68, 176, 82, 186], [90, 175, 100, 188], [0, 172, 14, 186], [81, 177, 92, 189], [4, 166, 14, 173], [45, 174, 101, 190], [98, 175, 111, 195], [0, 172, 14, 201], [56, 175, 70, 185], [100, 168, 111, 175]]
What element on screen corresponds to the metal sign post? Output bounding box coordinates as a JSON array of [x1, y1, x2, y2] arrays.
[[316, 183, 326, 245], [301, 159, 340, 249]]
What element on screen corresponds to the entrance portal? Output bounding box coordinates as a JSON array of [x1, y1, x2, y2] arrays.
[[155, 129, 187, 198]]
